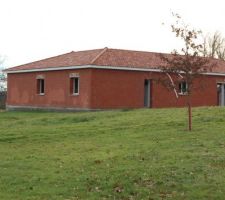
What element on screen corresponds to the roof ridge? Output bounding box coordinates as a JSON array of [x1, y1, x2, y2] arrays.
[[106, 47, 164, 55], [90, 47, 108, 64]]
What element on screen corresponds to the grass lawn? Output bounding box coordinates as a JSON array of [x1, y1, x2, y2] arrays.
[[0, 107, 225, 200]]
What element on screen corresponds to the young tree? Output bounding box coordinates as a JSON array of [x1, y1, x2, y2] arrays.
[[158, 13, 214, 131]]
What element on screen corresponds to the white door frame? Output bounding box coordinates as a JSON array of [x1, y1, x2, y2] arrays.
[[222, 84, 225, 106], [144, 80, 151, 108], [218, 82, 225, 106]]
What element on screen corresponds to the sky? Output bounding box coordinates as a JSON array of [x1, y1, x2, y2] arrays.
[[0, 0, 225, 69]]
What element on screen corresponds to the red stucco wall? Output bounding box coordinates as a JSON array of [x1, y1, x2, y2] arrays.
[[7, 69, 92, 109], [90, 69, 224, 109], [7, 68, 225, 109]]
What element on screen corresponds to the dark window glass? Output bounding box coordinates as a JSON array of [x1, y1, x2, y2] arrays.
[[70, 77, 79, 94], [74, 77, 79, 94], [179, 81, 187, 94], [37, 79, 45, 94], [40, 79, 45, 94]]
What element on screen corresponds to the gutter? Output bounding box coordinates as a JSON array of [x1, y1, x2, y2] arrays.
[[3, 65, 161, 73], [3, 65, 225, 77]]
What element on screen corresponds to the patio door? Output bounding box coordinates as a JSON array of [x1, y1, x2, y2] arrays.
[[217, 83, 225, 106], [144, 80, 151, 108]]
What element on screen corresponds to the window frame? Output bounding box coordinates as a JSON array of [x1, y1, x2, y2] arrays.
[[178, 81, 188, 95], [70, 77, 79, 95], [37, 78, 45, 95]]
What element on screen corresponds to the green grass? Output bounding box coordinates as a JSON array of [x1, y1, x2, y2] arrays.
[[0, 107, 225, 200]]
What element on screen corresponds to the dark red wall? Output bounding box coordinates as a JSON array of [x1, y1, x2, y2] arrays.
[[90, 69, 224, 109], [7, 68, 225, 109], [7, 69, 92, 109]]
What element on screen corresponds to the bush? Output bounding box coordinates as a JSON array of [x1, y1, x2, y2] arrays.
[[0, 91, 7, 109]]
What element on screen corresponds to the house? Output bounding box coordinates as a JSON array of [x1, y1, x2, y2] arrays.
[[4, 48, 225, 111]]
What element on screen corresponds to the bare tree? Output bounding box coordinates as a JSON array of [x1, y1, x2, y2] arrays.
[[0, 56, 6, 92], [0, 74, 6, 91], [202, 31, 225, 60], [158, 13, 214, 131]]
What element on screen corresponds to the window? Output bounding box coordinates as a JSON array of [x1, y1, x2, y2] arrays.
[[70, 77, 79, 95], [179, 81, 188, 95], [37, 79, 45, 95]]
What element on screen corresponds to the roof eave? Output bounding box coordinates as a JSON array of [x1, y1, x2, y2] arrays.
[[4, 65, 225, 76], [4, 65, 161, 74]]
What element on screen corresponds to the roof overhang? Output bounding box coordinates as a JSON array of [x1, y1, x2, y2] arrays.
[[4, 65, 161, 73], [4, 65, 225, 76]]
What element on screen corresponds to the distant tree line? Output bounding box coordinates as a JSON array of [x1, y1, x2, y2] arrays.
[[202, 31, 225, 60]]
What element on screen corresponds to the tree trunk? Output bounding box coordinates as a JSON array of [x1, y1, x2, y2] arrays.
[[188, 103, 192, 131]]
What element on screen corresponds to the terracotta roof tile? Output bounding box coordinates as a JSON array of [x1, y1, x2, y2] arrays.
[[7, 48, 105, 71], [5, 48, 225, 74]]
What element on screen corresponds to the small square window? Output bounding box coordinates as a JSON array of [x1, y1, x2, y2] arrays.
[[37, 79, 45, 95], [179, 81, 188, 95], [70, 77, 79, 95]]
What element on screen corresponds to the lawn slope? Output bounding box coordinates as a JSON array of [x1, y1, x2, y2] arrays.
[[0, 107, 225, 199]]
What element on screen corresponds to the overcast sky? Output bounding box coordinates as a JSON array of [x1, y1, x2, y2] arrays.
[[0, 0, 225, 68]]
